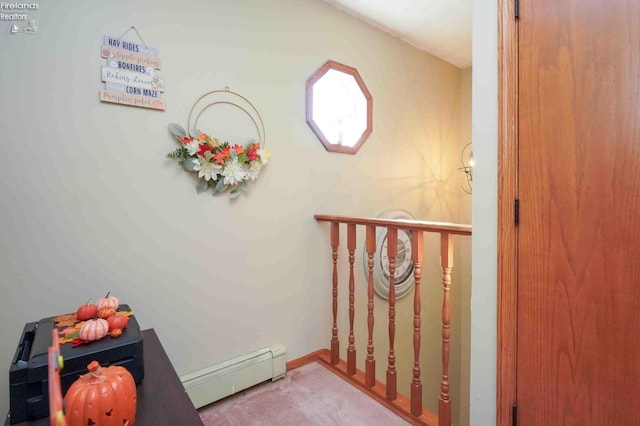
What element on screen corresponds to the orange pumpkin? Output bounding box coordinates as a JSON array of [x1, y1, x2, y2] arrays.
[[109, 328, 123, 338], [96, 292, 119, 311], [76, 299, 98, 321], [97, 307, 117, 319], [65, 361, 137, 426], [107, 313, 129, 331], [78, 319, 109, 341]]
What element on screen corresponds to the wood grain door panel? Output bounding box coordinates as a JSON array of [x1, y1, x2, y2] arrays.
[[517, 0, 640, 424]]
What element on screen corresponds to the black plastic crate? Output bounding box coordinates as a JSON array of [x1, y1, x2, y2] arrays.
[[8, 304, 144, 424]]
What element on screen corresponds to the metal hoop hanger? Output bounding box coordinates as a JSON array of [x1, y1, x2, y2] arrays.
[[187, 87, 266, 147]]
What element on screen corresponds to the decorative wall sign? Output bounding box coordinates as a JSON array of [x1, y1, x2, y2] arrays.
[[101, 67, 164, 91], [100, 90, 165, 110], [105, 82, 161, 99], [166, 88, 270, 198], [103, 35, 158, 57], [101, 46, 161, 69], [99, 27, 165, 111]]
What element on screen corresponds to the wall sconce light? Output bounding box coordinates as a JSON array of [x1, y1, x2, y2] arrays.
[[458, 142, 473, 194]]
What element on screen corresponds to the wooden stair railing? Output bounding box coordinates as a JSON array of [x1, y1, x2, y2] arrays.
[[315, 214, 472, 426]]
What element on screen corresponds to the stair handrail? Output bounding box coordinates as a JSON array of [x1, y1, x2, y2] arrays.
[[314, 213, 471, 426], [314, 214, 472, 236]]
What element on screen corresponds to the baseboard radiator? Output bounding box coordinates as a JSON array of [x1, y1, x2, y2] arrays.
[[181, 343, 286, 409]]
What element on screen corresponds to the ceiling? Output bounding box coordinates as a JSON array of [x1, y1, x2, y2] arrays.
[[321, 0, 472, 69]]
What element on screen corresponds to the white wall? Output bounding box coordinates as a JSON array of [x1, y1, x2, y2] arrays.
[[458, 66, 473, 426], [0, 0, 469, 418], [470, 0, 498, 425]]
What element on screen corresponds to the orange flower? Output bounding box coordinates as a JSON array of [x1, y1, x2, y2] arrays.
[[232, 144, 244, 155], [213, 147, 231, 164], [197, 133, 208, 141]]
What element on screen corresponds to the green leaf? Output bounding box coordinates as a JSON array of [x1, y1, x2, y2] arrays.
[[167, 147, 189, 159], [237, 152, 248, 163], [229, 188, 241, 198], [215, 180, 227, 192], [240, 183, 250, 193], [204, 151, 213, 161], [196, 179, 209, 194], [168, 123, 187, 140], [182, 158, 196, 171]]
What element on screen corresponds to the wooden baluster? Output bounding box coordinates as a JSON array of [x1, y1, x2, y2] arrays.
[[386, 228, 398, 401], [365, 225, 376, 387], [331, 222, 340, 365], [347, 224, 357, 375], [439, 233, 453, 426], [411, 230, 424, 417]]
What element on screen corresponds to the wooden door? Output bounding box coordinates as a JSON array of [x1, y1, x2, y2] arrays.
[[517, 0, 640, 424]]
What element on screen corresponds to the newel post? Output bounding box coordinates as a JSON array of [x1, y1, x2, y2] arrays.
[[439, 232, 454, 426], [331, 222, 340, 365]]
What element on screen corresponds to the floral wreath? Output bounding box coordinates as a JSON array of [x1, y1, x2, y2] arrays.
[[166, 88, 270, 198]]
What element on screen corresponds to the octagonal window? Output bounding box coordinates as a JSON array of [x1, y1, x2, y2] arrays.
[[306, 60, 373, 154]]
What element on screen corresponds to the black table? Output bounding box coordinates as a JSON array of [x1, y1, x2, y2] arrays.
[[6, 329, 204, 426]]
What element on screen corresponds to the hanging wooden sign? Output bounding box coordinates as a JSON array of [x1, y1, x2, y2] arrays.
[[106, 59, 156, 76], [99, 28, 165, 111], [100, 90, 165, 110], [101, 67, 164, 91], [101, 46, 161, 70], [105, 82, 161, 99], [102, 35, 158, 57]]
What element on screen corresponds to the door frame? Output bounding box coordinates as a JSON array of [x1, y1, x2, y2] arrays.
[[497, 0, 518, 424]]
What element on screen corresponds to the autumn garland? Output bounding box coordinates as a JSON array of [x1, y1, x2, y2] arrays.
[[167, 123, 270, 197]]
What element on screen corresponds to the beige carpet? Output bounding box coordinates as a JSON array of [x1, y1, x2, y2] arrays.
[[198, 362, 410, 426]]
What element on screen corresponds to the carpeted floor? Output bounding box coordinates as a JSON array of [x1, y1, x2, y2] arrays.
[[198, 362, 410, 426]]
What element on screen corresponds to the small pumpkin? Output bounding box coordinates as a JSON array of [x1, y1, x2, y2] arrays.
[[97, 307, 117, 319], [78, 319, 109, 342], [109, 328, 123, 338], [76, 300, 98, 321], [96, 291, 119, 311], [107, 313, 129, 331], [65, 361, 137, 426]]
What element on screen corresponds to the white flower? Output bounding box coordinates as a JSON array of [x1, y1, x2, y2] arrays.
[[193, 159, 222, 181], [244, 161, 262, 181], [184, 140, 200, 156], [257, 148, 270, 165], [222, 158, 247, 186]]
